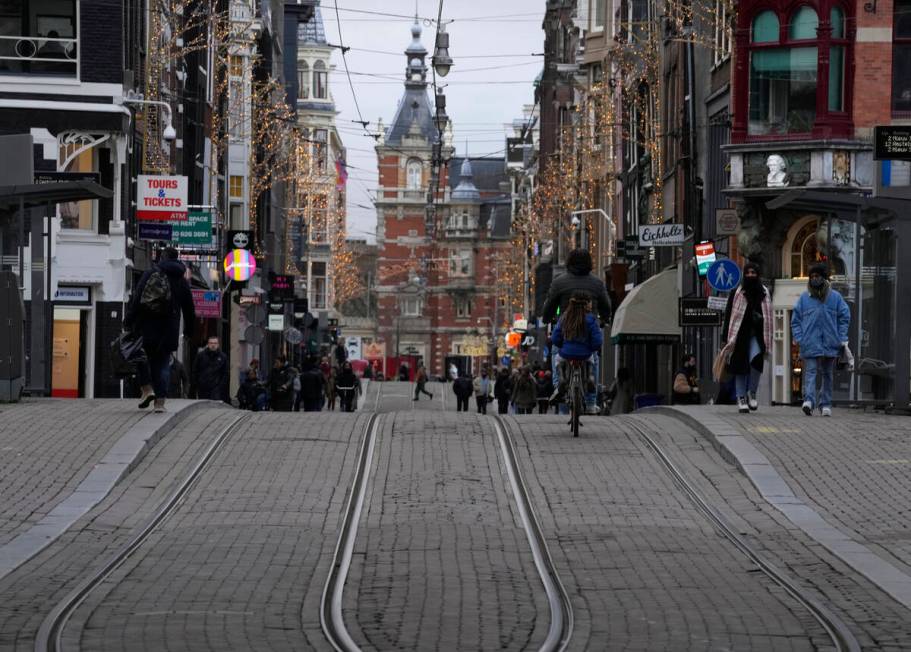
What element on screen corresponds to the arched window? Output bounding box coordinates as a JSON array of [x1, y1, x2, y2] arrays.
[[297, 61, 309, 100], [406, 159, 422, 189], [313, 60, 327, 99], [789, 218, 821, 277]]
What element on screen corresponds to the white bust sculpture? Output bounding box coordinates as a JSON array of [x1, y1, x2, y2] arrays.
[[766, 154, 789, 187]]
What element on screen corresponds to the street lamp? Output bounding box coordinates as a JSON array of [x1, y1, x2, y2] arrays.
[[569, 208, 616, 254], [122, 91, 177, 141], [432, 25, 453, 77]]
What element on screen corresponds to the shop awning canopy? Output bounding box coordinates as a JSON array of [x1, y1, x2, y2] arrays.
[[0, 181, 113, 211], [610, 267, 681, 345]]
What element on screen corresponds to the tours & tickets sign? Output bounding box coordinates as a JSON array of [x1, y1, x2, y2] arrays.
[[137, 175, 188, 221]]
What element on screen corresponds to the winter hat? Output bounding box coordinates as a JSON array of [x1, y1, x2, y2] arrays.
[[743, 261, 761, 277], [808, 262, 829, 279]]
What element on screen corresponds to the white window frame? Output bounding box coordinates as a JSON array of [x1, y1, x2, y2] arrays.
[[713, 0, 732, 66], [406, 159, 422, 189], [591, 0, 605, 32], [449, 249, 473, 277], [401, 296, 422, 316], [455, 296, 472, 318]]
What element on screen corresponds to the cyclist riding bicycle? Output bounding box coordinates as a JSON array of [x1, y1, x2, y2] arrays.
[[550, 293, 603, 405], [541, 249, 611, 413]]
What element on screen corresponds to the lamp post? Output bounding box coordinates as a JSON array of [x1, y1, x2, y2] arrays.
[[569, 208, 615, 254], [121, 93, 177, 141]]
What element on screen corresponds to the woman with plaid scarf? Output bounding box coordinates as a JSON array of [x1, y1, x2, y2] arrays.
[[720, 262, 773, 414]]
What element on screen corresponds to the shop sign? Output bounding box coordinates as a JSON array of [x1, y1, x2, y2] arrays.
[[706, 295, 728, 311], [137, 175, 188, 221], [34, 171, 100, 184], [224, 249, 257, 281], [236, 292, 262, 306], [191, 289, 222, 318], [874, 126, 911, 160], [138, 222, 172, 241], [363, 341, 386, 359], [679, 297, 722, 327], [715, 208, 740, 236], [227, 230, 253, 251], [346, 336, 362, 360], [268, 314, 285, 331], [172, 211, 213, 246], [53, 285, 91, 305], [695, 241, 717, 277], [638, 223, 684, 247], [270, 274, 294, 301]]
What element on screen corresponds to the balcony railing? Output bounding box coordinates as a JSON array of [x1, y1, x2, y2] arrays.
[[0, 34, 78, 77]]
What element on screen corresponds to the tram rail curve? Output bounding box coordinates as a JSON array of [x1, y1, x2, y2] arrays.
[[34, 412, 250, 652], [320, 413, 574, 652], [626, 416, 861, 652]]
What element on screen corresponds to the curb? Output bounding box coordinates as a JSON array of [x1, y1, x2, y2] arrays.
[[0, 400, 225, 582], [648, 405, 911, 613]]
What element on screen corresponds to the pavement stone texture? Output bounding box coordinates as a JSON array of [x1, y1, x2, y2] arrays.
[[632, 411, 911, 651], [0, 400, 148, 548], [345, 412, 549, 651], [505, 413, 832, 651]]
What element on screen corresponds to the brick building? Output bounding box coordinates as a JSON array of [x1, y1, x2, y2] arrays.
[[374, 22, 512, 379]]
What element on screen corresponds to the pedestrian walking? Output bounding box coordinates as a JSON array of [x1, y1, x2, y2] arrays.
[[452, 372, 473, 412], [473, 369, 493, 414], [236, 368, 268, 411], [511, 366, 538, 415], [325, 365, 337, 410], [672, 354, 700, 405], [168, 353, 189, 399], [122, 247, 195, 413], [535, 371, 552, 414], [268, 355, 295, 412], [494, 367, 513, 415], [791, 263, 851, 417], [299, 357, 326, 412], [413, 364, 433, 400], [192, 336, 230, 403], [720, 262, 773, 414], [336, 361, 360, 412], [398, 362, 410, 382]]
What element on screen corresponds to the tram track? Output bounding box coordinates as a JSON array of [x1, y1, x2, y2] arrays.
[[626, 417, 861, 652], [320, 413, 574, 651], [34, 412, 250, 652]]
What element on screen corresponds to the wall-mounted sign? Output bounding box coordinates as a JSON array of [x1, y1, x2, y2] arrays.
[[227, 230, 253, 251], [707, 295, 729, 311], [53, 285, 91, 305], [346, 336, 362, 360], [363, 341, 386, 360], [270, 274, 294, 301], [715, 208, 740, 236], [267, 314, 285, 331], [138, 222, 173, 241], [874, 126, 911, 161], [679, 297, 722, 327], [695, 241, 717, 277], [34, 171, 100, 185], [638, 223, 684, 247], [191, 289, 222, 318], [173, 211, 213, 246], [224, 249, 257, 281], [137, 175, 188, 221]]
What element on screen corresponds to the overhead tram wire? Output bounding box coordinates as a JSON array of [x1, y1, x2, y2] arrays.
[[333, 0, 371, 136], [331, 6, 542, 21], [328, 45, 543, 59]]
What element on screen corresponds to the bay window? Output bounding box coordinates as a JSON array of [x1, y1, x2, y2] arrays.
[[740, 2, 852, 140], [313, 60, 327, 99], [0, 0, 78, 77]]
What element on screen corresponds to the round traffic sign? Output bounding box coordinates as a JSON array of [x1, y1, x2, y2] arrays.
[[224, 249, 257, 282], [283, 327, 303, 344], [707, 259, 741, 293], [243, 325, 265, 345]]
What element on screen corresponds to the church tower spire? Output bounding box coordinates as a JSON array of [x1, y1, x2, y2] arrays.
[[405, 19, 428, 88]]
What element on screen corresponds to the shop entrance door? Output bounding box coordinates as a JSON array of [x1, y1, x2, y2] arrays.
[[771, 280, 807, 405], [51, 308, 84, 398]]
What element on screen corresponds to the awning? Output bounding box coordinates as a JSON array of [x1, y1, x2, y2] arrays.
[[0, 181, 113, 210], [610, 268, 681, 345]]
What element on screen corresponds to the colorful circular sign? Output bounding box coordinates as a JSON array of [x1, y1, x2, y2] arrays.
[[224, 248, 257, 281]]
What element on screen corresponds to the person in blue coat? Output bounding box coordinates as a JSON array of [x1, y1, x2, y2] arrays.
[[791, 263, 851, 417], [550, 293, 603, 409]]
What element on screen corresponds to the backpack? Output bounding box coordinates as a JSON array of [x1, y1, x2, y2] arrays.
[[139, 267, 172, 315]]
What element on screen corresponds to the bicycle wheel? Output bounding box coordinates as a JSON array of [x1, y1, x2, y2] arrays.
[[571, 386, 582, 437]]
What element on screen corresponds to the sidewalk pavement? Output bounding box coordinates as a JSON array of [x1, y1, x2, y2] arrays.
[[0, 399, 217, 581], [656, 405, 911, 613]]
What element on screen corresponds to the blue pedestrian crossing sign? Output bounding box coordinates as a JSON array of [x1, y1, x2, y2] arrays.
[[707, 259, 741, 292]]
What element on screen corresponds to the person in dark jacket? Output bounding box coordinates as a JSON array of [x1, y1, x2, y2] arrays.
[[672, 354, 700, 405], [511, 367, 538, 414], [192, 336, 230, 403], [299, 357, 326, 412], [536, 371, 552, 414], [336, 362, 360, 412], [452, 373, 474, 412], [550, 294, 603, 409], [168, 353, 189, 399], [123, 247, 195, 413], [236, 368, 267, 411], [494, 367, 513, 415], [268, 356, 295, 412], [541, 249, 612, 324]]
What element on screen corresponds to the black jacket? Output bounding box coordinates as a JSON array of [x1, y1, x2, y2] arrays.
[[124, 260, 195, 353], [237, 378, 266, 410], [299, 367, 326, 402], [336, 369, 358, 390], [541, 263, 612, 324], [453, 377, 473, 399], [494, 373, 513, 400], [193, 348, 229, 401]]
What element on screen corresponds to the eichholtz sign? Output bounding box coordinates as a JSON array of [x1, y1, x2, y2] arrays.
[[638, 223, 685, 247]]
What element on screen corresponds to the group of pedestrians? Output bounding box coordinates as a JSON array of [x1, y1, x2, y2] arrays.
[[716, 261, 851, 416], [237, 355, 361, 413], [442, 365, 562, 415]]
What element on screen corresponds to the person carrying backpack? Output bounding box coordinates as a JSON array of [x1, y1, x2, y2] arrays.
[[123, 247, 195, 413]]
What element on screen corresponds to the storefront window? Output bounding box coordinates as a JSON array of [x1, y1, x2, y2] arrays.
[[892, 0, 911, 114], [857, 225, 897, 401], [790, 218, 820, 277]]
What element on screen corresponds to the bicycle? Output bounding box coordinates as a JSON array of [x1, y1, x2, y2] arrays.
[[566, 359, 586, 438]]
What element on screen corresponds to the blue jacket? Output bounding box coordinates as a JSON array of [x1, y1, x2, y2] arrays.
[[791, 287, 850, 359], [552, 313, 603, 360]]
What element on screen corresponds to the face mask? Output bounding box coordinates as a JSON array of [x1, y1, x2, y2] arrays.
[[743, 276, 759, 287], [809, 277, 825, 288]]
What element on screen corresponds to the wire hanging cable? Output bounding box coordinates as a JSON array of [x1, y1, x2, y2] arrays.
[[333, 0, 371, 134]]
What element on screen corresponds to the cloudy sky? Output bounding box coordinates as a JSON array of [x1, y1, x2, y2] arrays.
[[320, 1, 546, 241]]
